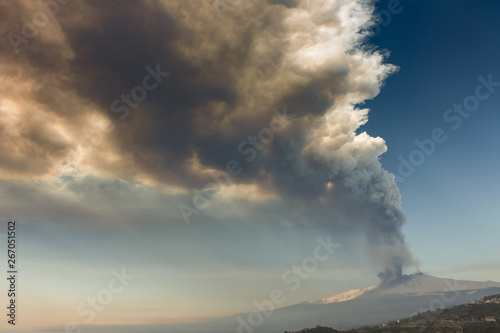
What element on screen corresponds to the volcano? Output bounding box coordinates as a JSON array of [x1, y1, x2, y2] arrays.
[[64, 274, 500, 333], [159, 273, 500, 333]]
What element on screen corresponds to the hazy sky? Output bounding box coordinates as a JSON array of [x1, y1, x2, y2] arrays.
[[0, 0, 499, 332]]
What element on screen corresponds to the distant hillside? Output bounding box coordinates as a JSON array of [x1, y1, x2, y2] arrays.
[[302, 294, 500, 333]]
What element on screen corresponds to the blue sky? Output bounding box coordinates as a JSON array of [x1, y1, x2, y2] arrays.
[[362, 0, 500, 280]]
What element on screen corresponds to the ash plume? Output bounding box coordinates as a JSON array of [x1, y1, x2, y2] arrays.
[[0, 0, 416, 278]]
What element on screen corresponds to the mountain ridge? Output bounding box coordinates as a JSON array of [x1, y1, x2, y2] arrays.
[[54, 273, 500, 333], [316, 273, 500, 304]]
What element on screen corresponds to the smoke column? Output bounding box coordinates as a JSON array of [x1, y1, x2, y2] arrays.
[[0, 0, 416, 280]]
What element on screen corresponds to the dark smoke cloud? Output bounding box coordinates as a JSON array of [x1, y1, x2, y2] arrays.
[[0, 0, 416, 279]]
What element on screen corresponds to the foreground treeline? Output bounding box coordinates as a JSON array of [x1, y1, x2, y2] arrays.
[[285, 326, 339, 333]]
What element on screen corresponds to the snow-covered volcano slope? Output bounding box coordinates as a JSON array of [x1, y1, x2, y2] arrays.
[[318, 273, 500, 303]]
